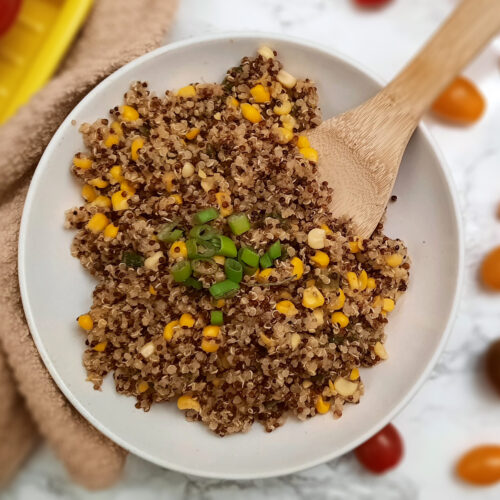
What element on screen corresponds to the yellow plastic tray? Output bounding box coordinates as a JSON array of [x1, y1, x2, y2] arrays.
[[0, 0, 94, 124]]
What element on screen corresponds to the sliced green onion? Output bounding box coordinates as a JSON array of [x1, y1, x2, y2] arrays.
[[122, 251, 144, 268], [259, 253, 273, 269], [171, 260, 192, 282], [212, 235, 237, 257], [210, 311, 224, 325], [193, 208, 219, 225], [189, 224, 216, 241], [186, 239, 198, 259], [209, 279, 240, 299], [186, 238, 216, 260], [238, 247, 259, 268], [227, 213, 251, 236], [184, 277, 203, 290], [157, 222, 183, 243], [243, 265, 258, 276], [224, 258, 243, 283], [268, 240, 282, 260]]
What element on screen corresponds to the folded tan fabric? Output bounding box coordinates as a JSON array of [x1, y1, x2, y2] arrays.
[[0, 0, 178, 489]]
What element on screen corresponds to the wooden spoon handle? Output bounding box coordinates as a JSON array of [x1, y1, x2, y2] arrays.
[[383, 0, 500, 121]]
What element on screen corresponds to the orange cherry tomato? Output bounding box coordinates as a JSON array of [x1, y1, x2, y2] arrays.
[[432, 76, 485, 124], [457, 445, 500, 486], [480, 246, 500, 291]]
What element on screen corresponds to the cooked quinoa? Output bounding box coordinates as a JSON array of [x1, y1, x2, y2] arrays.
[[66, 49, 410, 436]]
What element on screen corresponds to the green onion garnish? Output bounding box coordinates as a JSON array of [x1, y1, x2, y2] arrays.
[[193, 208, 219, 225], [209, 279, 240, 299], [157, 222, 183, 243], [268, 240, 282, 260], [189, 224, 216, 241], [243, 265, 258, 276], [227, 213, 251, 236], [238, 247, 260, 268], [212, 235, 237, 257], [171, 260, 192, 282], [122, 251, 145, 268], [210, 311, 224, 325], [184, 277, 203, 290], [186, 238, 216, 260], [186, 239, 198, 259], [224, 258, 243, 283], [259, 253, 273, 269]]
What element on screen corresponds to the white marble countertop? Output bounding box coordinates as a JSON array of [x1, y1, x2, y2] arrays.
[[5, 0, 500, 498]]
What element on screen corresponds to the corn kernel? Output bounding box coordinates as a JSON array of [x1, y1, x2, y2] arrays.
[[73, 156, 92, 169], [374, 341, 388, 359], [259, 332, 274, 347], [275, 127, 294, 144], [280, 114, 297, 132], [169, 241, 187, 260], [82, 184, 97, 202], [346, 271, 359, 290], [88, 177, 109, 189], [163, 320, 179, 341], [279, 291, 292, 300], [215, 192, 233, 216], [201, 338, 219, 353], [382, 298, 395, 312], [277, 69, 297, 89], [315, 396, 331, 414], [349, 368, 360, 381], [120, 105, 139, 122], [331, 311, 349, 328], [306, 279, 316, 288], [334, 377, 358, 397], [386, 253, 403, 267], [290, 333, 301, 350], [312, 308, 324, 326], [140, 342, 155, 358], [257, 45, 274, 60], [320, 224, 333, 235], [311, 250, 330, 268], [163, 172, 176, 192], [358, 270, 368, 291], [302, 286, 325, 309], [92, 196, 112, 209], [111, 191, 129, 211], [144, 251, 164, 271], [366, 278, 376, 290], [87, 213, 109, 233], [250, 84, 271, 103], [308, 228, 326, 249], [240, 103, 263, 123], [177, 395, 201, 412], [77, 314, 93, 331], [372, 295, 382, 308], [273, 99, 292, 116], [110, 121, 123, 137], [300, 147, 318, 163], [276, 300, 298, 316], [131, 137, 144, 161], [179, 313, 195, 328], [177, 85, 196, 98], [297, 136, 310, 148], [104, 223, 119, 239], [93, 341, 107, 352], [149, 285, 157, 295], [328, 379, 336, 394], [104, 134, 119, 148], [185, 127, 200, 140], [182, 162, 195, 178], [213, 255, 226, 265], [169, 194, 182, 205], [349, 241, 360, 253], [257, 268, 273, 283], [203, 325, 220, 338], [330, 288, 346, 311], [215, 299, 225, 308], [290, 257, 304, 280], [138, 381, 149, 393], [227, 96, 239, 108], [109, 165, 124, 184]]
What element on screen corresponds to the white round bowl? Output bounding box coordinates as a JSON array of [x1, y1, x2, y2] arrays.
[[19, 33, 463, 479]]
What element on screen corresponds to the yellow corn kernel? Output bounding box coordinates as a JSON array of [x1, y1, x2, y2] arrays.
[[349, 368, 360, 381], [87, 213, 109, 233], [366, 277, 376, 290], [386, 253, 403, 268], [170, 194, 183, 205], [77, 314, 93, 331], [109, 165, 124, 184], [81, 184, 97, 202], [279, 291, 292, 300], [299, 147, 318, 163], [280, 114, 297, 132], [185, 127, 200, 140], [120, 181, 135, 196], [277, 69, 297, 89], [259, 332, 275, 347], [320, 224, 333, 235], [358, 270, 368, 291], [93, 341, 107, 352], [215, 191, 233, 216], [308, 228, 326, 249], [120, 105, 139, 122], [227, 96, 239, 108], [302, 286, 325, 309], [163, 172, 176, 192], [104, 134, 119, 148], [330, 288, 346, 311], [346, 271, 359, 290], [104, 223, 119, 239], [89, 177, 109, 189], [177, 85, 196, 98], [276, 300, 298, 317], [215, 299, 225, 308], [73, 156, 92, 170], [334, 377, 358, 397], [297, 136, 310, 148], [257, 45, 275, 60], [163, 320, 179, 341], [275, 127, 294, 144], [140, 342, 155, 358], [290, 332, 301, 350], [110, 120, 123, 137], [201, 338, 219, 353], [273, 99, 292, 115], [138, 381, 149, 393], [131, 137, 144, 161], [203, 325, 220, 338], [169, 241, 187, 260], [312, 308, 324, 327], [349, 241, 360, 253], [177, 394, 201, 412], [149, 285, 157, 295], [291, 257, 304, 280], [257, 268, 273, 283], [179, 313, 195, 328], [372, 295, 382, 308], [240, 103, 263, 123], [328, 379, 336, 394], [374, 341, 388, 359], [111, 191, 129, 211], [382, 298, 395, 312], [250, 84, 271, 103], [92, 196, 112, 209], [311, 250, 330, 268], [213, 255, 226, 265], [315, 396, 331, 414], [331, 311, 349, 328]]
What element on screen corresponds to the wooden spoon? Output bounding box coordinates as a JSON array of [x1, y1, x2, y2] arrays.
[[309, 0, 500, 238]]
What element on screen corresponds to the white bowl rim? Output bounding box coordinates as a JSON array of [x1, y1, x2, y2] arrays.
[[18, 31, 464, 479]]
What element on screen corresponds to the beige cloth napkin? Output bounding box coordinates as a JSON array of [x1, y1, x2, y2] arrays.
[[0, 0, 178, 489]]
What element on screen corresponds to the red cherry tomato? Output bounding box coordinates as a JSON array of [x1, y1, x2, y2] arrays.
[[0, 0, 22, 36], [354, 0, 393, 8], [432, 76, 485, 125], [457, 445, 500, 486], [354, 423, 404, 473]]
